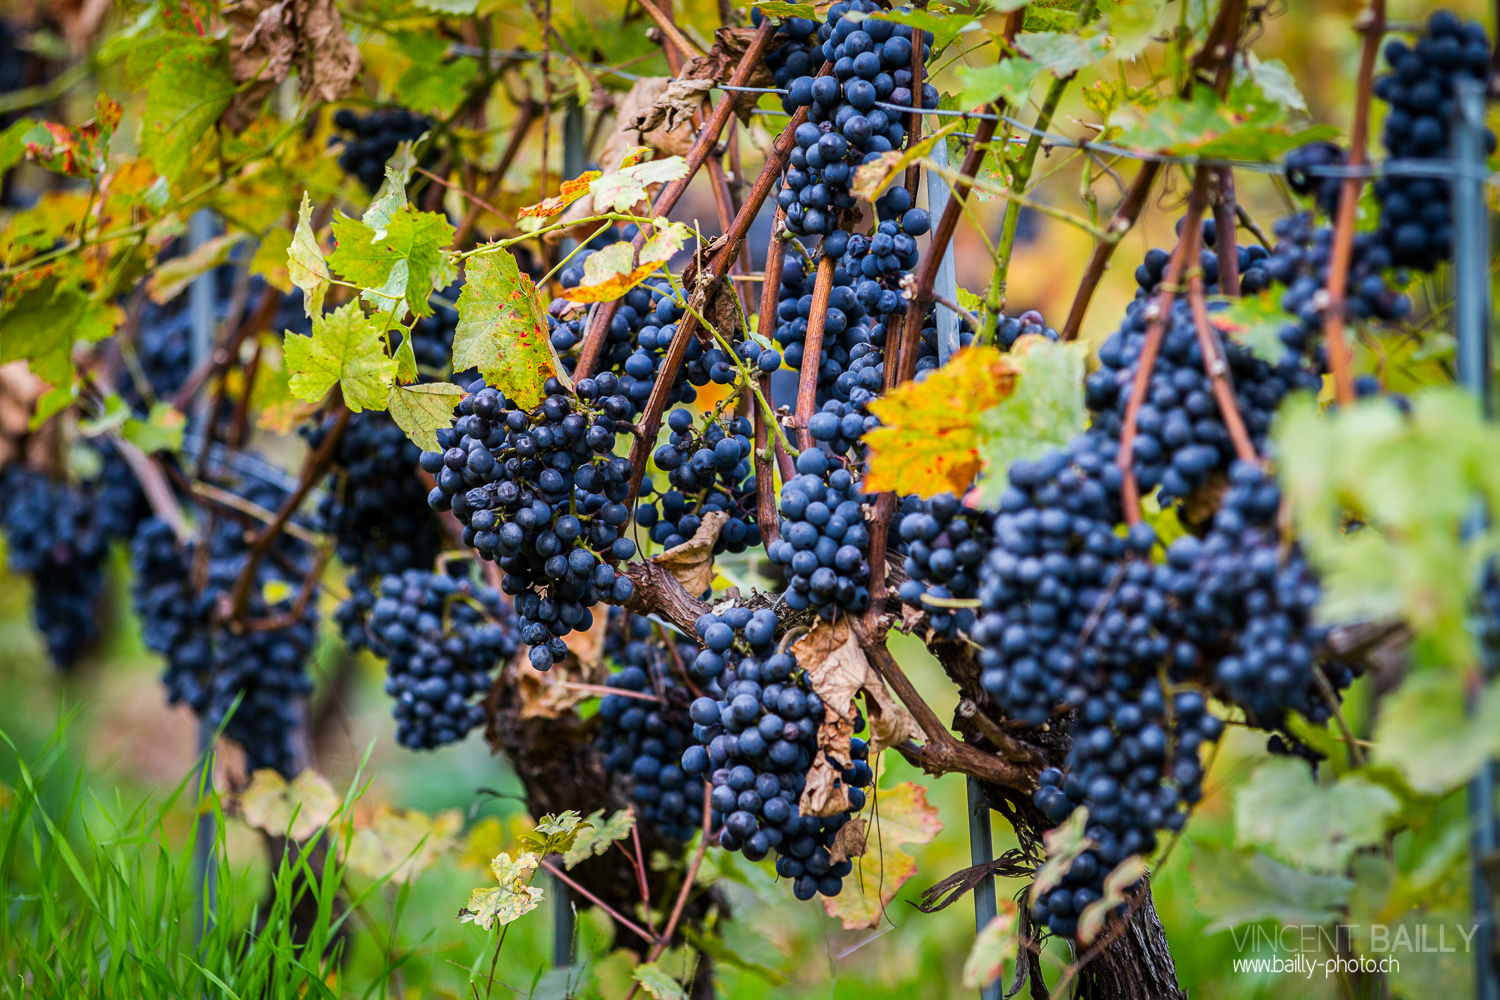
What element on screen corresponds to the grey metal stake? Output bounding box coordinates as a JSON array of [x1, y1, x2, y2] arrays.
[[552, 879, 572, 968], [968, 777, 1003, 1000], [927, 137, 961, 366], [1452, 77, 1499, 1000]]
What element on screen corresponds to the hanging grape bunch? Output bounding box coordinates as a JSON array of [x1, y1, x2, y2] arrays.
[[331, 107, 435, 193], [362, 567, 519, 750], [1372, 11, 1494, 271], [760, 12, 821, 95], [595, 611, 707, 842], [766, 449, 871, 618], [423, 378, 636, 671], [642, 408, 761, 555], [895, 492, 992, 641], [679, 606, 870, 899], [776, 1, 938, 236], [130, 477, 319, 776]]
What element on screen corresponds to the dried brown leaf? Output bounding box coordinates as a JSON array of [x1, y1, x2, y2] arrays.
[[294, 0, 361, 104], [652, 509, 728, 597], [794, 618, 923, 757], [679, 27, 779, 124], [222, 0, 294, 133], [631, 78, 713, 135], [827, 816, 868, 865], [514, 607, 611, 719]]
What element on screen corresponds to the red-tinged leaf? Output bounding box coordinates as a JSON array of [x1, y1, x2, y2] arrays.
[[823, 781, 943, 929], [963, 902, 1020, 989], [452, 250, 560, 409], [22, 97, 122, 178], [518, 171, 601, 218], [864, 346, 1020, 498], [1077, 856, 1148, 943], [1030, 806, 1091, 904]]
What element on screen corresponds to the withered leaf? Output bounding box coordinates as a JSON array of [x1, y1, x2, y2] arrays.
[[679, 27, 780, 124], [631, 78, 713, 136], [652, 509, 729, 597], [827, 817, 868, 865]]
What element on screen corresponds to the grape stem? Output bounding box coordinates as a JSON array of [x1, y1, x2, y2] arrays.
[[755, 209, 793, 543], [794, 256, 837, 452], [1059, 0, 1248, 341], [1212, 168, 1241, 296], [572, 19, 779, 381], [1185, 256, 1259, 464], [538, 858, 655, 944], [1321, 0, 1386, 406], [1116, 167, 1213, 526]]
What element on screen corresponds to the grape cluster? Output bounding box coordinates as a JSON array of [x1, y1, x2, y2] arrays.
[[678, 606, 870, 899], [331, 107, 434, 193], [766, 449, 871, 618], [1372, 11, 1494, 271], [595, 611, 707, 842], [896, 493, 991, 640], [423, 378, 636, 670], [131, 478, 319, 776], [642, 409, 762, 556], [1261, 212, 1411, 370], [1132, 217, 1274, 299], [775, 1, 938, 235], [760, 12, 821, 94], [0, 468, 110, 668], [361, 568, 518, 749]]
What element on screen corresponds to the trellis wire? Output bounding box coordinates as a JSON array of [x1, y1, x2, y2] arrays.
[[1453, 77, 1499, 1000]]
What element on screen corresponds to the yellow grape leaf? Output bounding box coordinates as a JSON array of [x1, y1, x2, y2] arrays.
[[640, 219, 693, 265], [588, 156, 689, 214], [459, 850, 544, 930], [342, 804, 463, 884], [823, 781, 943, 929], [146, 231, 249, 304], [962, 901, 1020, 990], [283, 302, 397, 412], [251, 226, 294, 293], [560, 241, 665, 303], [288, 192, 329, 318], [850, 121, 961, 202], [564, 808, 637, 869], [518, 171, 600, 218], [387, 381, 464, 451], [1077, 855, 1148, 943], [864, 346, 1020, 498], [239, 768, 341, 842], [452, 249, 558, 409], [1029, 806, 1091, 904]]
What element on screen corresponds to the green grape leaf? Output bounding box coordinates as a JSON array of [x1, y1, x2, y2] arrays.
[[122, 401, 186, 453], [974, 337, 1088, 507], [1111, 85, 1338, 160], [392, 330, 419, 384], [1243, 54, 1308, 113], [563, 808, 636, 869], [395, 34, 479, 118], [861, 7, 974, 48], [1208, 291, 1296, 364], [631, 963, 687, 1000], [283, 302, 397, 411], [1015, 30, 1109, 78], [1105, 0, 1166, 60], [1190, 842, 1352, 934], [364, 143, 421, 240], [956, 57, 1042, 109], [1234, 757, 1400, 871], [140, 36, 236, 188], [0, 119, 32, 175], [1371, 672, 1500, 795], [289, 192, 330, 318], [452, 250, 559, 409], [328, 208, 455, 320], [387, 382, 463, 452], [414, 0, 478, 13], [1, 273, 118, 388]]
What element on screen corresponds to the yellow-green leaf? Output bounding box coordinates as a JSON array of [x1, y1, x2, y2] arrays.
[[452, 250, 558, 409], [459, 850, 544, 930], [864, 346, 1020, 498], [146, 231, 249, 304], [631, 963, 687, 1000], [283, 302, 397, 411], [122, 401, 186, 453], [1209, 291, 1296, 364], [962, 902, 1019, 990], [1234, 757, 1401, 870], [140, 37, 235, 188], [239, 769, 342, 842], [344, 804, 463, 884], [973, 336, 1087, 506], [289, 193, 329, 318], [560, 241, 665, 303], [387, 381, 464, 451], [563, 808, 636, 869], [822, 781, 942, 929], [1029, 805, 1090, 904], [1077, 855, 1148, 943]]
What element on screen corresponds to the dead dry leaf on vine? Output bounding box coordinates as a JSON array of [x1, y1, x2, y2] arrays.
[[677, 27, 778, 123], [239, 768, 341, 841], [827, 817, 868, 865], [221, 0, 360, 131], [632, 78, 714, 135], [864, 346, 1020, 498], [653, 509, 729, 596], [793, 618, 923, 755], [823, 781, 942, 929], [343, 803, 462, 884], [516, 614, 609, 719]]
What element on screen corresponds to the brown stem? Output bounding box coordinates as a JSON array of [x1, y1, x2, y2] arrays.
[[538, 858, 655, 943], [755, 210, 789, 544], [1322, 0, 1385, 407], [1116, 170, 1212, 525], [1186, 269, 1258, 464], [112, 438, 188, 539], [794, 256, 836, 451], [173, 282, 282, 414], [634, 0, 707, 60], [228, 335, 262, 449], [620, 784, 714, 1000], [902, 0, 928, 197], [894, 109, 1000, 386], [244, 537, 333, 632], [622, 88, 824, 509], [862, 491, 897, 631], [227, 403, 350, 622], [572, 21, 781, 380], [1235, 203, 1274, 250], [1212, 167, 1240, 297]]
